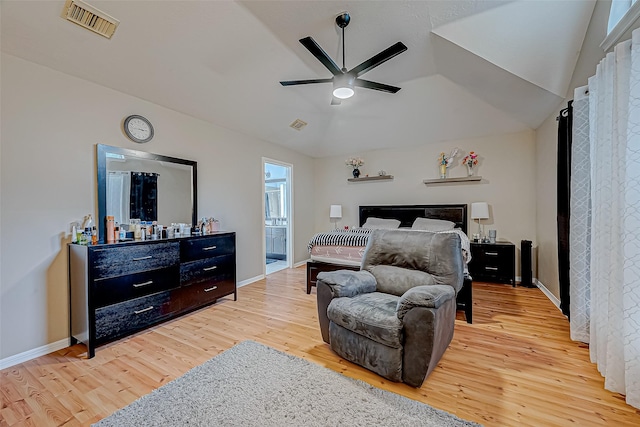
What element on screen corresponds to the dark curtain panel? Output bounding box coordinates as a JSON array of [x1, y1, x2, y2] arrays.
[[130, 172, 158, 222], [557, 101, 572, 318]]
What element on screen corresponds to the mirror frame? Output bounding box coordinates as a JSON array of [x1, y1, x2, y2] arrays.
[[96, 144, 198, 243]]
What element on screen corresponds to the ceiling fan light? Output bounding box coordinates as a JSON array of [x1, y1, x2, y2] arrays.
[[333, 86, 354, 99], [333, 73, 355, 99]]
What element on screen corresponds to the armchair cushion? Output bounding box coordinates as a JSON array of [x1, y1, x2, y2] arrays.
[[328, 292, 403, 348], [363, 229, 464, 294], [316, 270, 376, 298], [396, 285, 455, 320], [367, 265, 436, 297]]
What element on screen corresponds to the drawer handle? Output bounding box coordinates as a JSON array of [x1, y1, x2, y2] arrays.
[[204, 286, 218, 292], [134, 306, 154, 315], [203, 246, 217, 251], [485, 252, 499, 256], [133, 256, 153, 261], [485, 266, 499, 271], [133, 280, 153, 288], [203, 266, 218, 272]]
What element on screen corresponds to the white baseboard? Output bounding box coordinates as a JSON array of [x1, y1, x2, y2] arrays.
[[293, 259, 309, 268], [0, 338, 70, 370], [534, 278, 561, 309], [238, 274, 264, 288]]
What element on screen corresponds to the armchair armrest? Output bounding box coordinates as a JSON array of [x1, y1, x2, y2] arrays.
[[316, 270, 376, 298], [396, 285, 455, 320], [316, 270, 376, 344]]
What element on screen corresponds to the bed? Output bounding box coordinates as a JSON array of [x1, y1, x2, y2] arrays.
[[306, 204, 473, 323]]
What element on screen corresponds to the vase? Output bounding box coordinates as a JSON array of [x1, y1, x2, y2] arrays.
[[353, 168, 361, 178], [466, 164, 475, 176], [439, 164, 447, 179]]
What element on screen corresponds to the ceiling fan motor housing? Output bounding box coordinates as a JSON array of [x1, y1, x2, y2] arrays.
[[336, 12, 350, 28]]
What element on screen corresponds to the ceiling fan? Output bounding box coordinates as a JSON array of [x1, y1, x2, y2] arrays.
[[280, 12, 407, 105]]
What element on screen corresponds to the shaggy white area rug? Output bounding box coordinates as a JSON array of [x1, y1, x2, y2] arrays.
[[94, 340, 481, 426]]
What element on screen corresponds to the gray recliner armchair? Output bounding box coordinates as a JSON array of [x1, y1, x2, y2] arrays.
[[316, 229, 464, 387]]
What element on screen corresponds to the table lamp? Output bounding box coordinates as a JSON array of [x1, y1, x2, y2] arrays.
[[330, 205, 342, 230], [471, 202, 489, 241]]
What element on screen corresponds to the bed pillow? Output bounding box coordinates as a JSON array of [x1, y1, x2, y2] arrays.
[[361, 217, 401, 229], [411, 217, 455, 232]]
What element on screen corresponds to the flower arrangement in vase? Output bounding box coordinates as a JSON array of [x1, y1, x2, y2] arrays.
[[437, 148, 459, 179], [346, 157, 365, 178], [462, 151, 479, 176]]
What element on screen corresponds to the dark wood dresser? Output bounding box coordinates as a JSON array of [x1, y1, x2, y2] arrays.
[[69, 232, 236, 357], [469, 241, 515, 286]]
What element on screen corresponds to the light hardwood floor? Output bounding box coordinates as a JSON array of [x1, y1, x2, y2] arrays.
[[1, 266, 639, 426]]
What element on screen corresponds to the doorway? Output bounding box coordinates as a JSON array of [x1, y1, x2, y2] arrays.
[[263, 159, 292, 275]]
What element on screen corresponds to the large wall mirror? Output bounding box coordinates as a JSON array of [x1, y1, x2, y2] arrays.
[[97, 144, 197, 243]]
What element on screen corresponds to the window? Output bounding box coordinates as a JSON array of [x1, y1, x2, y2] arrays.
[[602, 0, 640, 50], [608, 0, 637, 33]]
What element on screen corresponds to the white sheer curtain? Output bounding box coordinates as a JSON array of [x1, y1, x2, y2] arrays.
[[569, 28, 640, 409], [106, 171, 131, 225], [569, 88, 591, 344]]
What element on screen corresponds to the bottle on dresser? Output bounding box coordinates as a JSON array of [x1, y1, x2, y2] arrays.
[[106, 216, 115, 243], [132, 219, 142, 240]]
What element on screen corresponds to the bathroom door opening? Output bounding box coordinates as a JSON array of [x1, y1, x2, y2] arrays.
[[263, 159, 292, 275]]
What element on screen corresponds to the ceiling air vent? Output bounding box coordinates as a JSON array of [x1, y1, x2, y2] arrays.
[[61, 0, 120, 39], [289, 119, 308, 131]]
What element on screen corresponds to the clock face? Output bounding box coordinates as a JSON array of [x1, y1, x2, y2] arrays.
[[124, 115, 154, 143]]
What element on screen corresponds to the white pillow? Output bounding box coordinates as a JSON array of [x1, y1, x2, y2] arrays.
[[411, 217, 455, 232], [361, 217, 401, 229]]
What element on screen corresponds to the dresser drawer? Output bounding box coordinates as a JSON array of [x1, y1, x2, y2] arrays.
[[479, 248, 510, 268], [173, 278, 235, 312], [91, 242, 179, 279], [95, 291, 174, 342], [180, 234, 235, 262], [93, 266, 180, 308], [180, 254, 235, 287]]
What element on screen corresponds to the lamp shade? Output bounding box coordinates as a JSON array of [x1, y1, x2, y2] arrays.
[[471, 202, 489, 219], [330, 205, 342, 220]]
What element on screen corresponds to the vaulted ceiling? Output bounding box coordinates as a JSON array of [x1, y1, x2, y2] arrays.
[[1, 1, 596, 157]]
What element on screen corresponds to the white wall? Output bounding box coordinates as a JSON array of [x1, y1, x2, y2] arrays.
[[313, 130, 537, 272], [534, 0, 627, 299], [0, 53, 316, 360]]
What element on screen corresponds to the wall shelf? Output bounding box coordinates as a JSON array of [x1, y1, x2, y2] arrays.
[[423, 176, 482, 185], [348, 175, 394, 182]]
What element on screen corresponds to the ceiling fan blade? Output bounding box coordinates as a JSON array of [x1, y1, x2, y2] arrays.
[[331, 97, 342, 106], [348, 42, 408, 77], [354, 79, 401, 93], [280, 78, 333, 86], [299, 37, 343, 76]]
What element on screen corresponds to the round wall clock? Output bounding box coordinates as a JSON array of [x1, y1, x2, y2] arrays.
[[123, 115, 154, 143]]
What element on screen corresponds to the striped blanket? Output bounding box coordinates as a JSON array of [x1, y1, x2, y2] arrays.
[[307, 228, 373, 251], [308, 228, 471, 264]]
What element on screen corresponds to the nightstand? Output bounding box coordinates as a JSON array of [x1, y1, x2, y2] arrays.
[[469, 241, 515, 286]]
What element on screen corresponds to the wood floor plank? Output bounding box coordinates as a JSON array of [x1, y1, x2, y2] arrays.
[[1, 266, 640, 426]]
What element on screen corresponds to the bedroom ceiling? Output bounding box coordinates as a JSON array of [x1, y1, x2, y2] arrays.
[[0, 1, 596, 158]]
